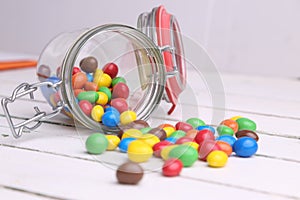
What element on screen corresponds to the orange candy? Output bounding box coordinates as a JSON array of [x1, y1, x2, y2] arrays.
[[185, 129, 198, 139], [72, 72, 88, 89], [216, 141, 233, 156], [220, 119, 239, 133]]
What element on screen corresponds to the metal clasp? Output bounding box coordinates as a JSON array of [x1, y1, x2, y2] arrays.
[[1, 81, 63, 139]]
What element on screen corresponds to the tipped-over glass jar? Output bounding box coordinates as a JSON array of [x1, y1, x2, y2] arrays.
[[2, 5, 186, 138]]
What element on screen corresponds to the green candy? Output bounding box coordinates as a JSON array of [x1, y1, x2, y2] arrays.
[[236, 118, 257, 131], [77, 91, 99, 103], [112, 77, 126, 87], [217, 125, 234, 136], [85, 133, 108, 154], [140, 127, 152, 134], [170, 130, 186, 139], [169, 145, 198, 167], [98, 86, 112, 101], [186, 117, 205, 128]]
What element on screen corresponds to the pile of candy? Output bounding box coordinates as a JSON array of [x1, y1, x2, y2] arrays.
[[85, 116, 259, 184], [72, 56, 137, 127]]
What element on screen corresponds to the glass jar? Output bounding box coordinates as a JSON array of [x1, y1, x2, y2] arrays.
[[2, 5, 186, 138]]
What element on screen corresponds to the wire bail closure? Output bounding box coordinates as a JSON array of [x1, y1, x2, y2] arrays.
[[1, 81, 63, 138]]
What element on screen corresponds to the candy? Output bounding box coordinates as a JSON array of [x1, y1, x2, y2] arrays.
[[161, 145, 178, 160], [120, 110, 137, 125], [170, 130, 186, 139], [120, 120, 150, 131], [216, 140, 233, 156], [198, 140, 221, 161], [122, 129, 143, 139], [118, 138, 136, 153], [183, 141, 199, 150], [102, 111, 120, 127], [196, 125, 215, 134], [95, 73, 112, 88], [164, 137, 178, 144], [140, 127, 152, 134], [111, 98, 128, 113], [194, 129, 215, 145], [216, 135, 236, 147], [72, 67, 81, 75], [162, 126, 175, 137], [207, 150, 228, 168], [220, 119, 239, 133], [74, 89, 84, 97], [106, 135, 120, 150], [236, 118, 256, 131], [186, 117, 205, 128], [217, 125, 234, 136], [162, 158, 183, 177], [127, 140, 153, 162], [96, 92, 109, 105], [112, 76, 126, 87], [102, 62, 119, 79], [231, 116, 243, 121], [98, 86, 112, 101], [78, 100, 93, 116], [112, 82, 129, 99], [185, 129, 198, 139], [77, 91, 99, 103], [175, 122, 193, 132], [37, 64, 51, 81], [86, 73, 93, 82], [233, 137, 258, 157], [153, 141, 172, 157], [72, 72, 88, 89], [235, 130, 259, 141], [91, 105, 104, 122], [168, 145, 198, 167], [175, 136, 194, 144], [138, 134, 160, 147], [116, 162, 144, 185], [84, 81, 98, 91], [80, 56, 98, 73], [148, 127, 167, 141], [85, 133, 108, 154]]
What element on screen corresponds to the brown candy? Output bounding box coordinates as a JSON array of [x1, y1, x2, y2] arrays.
[[235, 130, 259, 141], [80, 56, 98, 73], [148, 127, 167, 141], [116, 162, 144, 185], [119, 120, 149, 131]]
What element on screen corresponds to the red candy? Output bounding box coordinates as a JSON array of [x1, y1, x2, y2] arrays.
[[194, 129, 215, 145], [112, 82, 129, 99], [198, 140, 221, 161], [153, 141, 172, 157], [175, 122, 193, 132], [162, 158, 183, 177], [79, 100, 93, 116], [102, 62, 119, 79], [111, 98, 129, 113], [175, 136, 193, 144], [72, 67, 81, 75]]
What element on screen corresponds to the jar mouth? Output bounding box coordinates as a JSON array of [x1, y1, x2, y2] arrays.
[[60, 24, 165, 133]]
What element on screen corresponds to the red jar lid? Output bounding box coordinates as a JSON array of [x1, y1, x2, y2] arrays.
[[137, 5, 186, 114]]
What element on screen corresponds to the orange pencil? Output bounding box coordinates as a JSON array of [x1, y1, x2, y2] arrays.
[[0, 60, 37, 70]]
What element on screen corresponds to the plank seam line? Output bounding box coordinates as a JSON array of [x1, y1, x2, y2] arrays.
[[0, 184, 69, 200]]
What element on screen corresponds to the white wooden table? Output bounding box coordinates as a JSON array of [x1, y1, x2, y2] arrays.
[[0, 53, 299, 200]]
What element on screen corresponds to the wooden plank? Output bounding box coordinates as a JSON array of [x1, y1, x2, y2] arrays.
[[0, 145, 294, 200], [0, 187, 54, 200]]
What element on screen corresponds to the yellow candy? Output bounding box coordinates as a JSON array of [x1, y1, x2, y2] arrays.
[[183, 141, 199, 150], [163, 126, 175, 137], [161, 145, 178, 160], [97, 73, 112, 88], [207, 150, 228, 168], [138, 134, 160, 147], [122, 129, 143, 139], [96, 92, 109, 105], [91, 105, 104, 122], [120, 110, 137, 125], [105, 135, 120, 150], [93, 69, 103, 84], [127, 140, 153, 163], [230, 116, 243, 121]]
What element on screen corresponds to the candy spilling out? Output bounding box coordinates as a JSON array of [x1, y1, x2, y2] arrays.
[[85, 116, 259, 184], [72, 56, 137, 127]]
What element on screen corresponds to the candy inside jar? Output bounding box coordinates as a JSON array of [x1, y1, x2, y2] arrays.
[[37, 24, 167, 134]]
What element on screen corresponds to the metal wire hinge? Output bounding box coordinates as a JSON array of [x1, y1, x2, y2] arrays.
[[1, 81, 63, 139]]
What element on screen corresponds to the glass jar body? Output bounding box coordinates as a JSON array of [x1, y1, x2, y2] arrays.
[[37, 24, 166, 133]]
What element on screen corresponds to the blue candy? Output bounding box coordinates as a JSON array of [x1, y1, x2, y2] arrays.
[[233, 137, 258, 157], [164, 137, 178, 144], [86, 73, 93, 82], [118, 138, 136, 153], [102, 111, 120, 127], [196, 125, 215, 134], [216, 135, 237, 147]]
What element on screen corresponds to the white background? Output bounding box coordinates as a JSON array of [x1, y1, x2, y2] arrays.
[[0, 0, 299, 77]]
